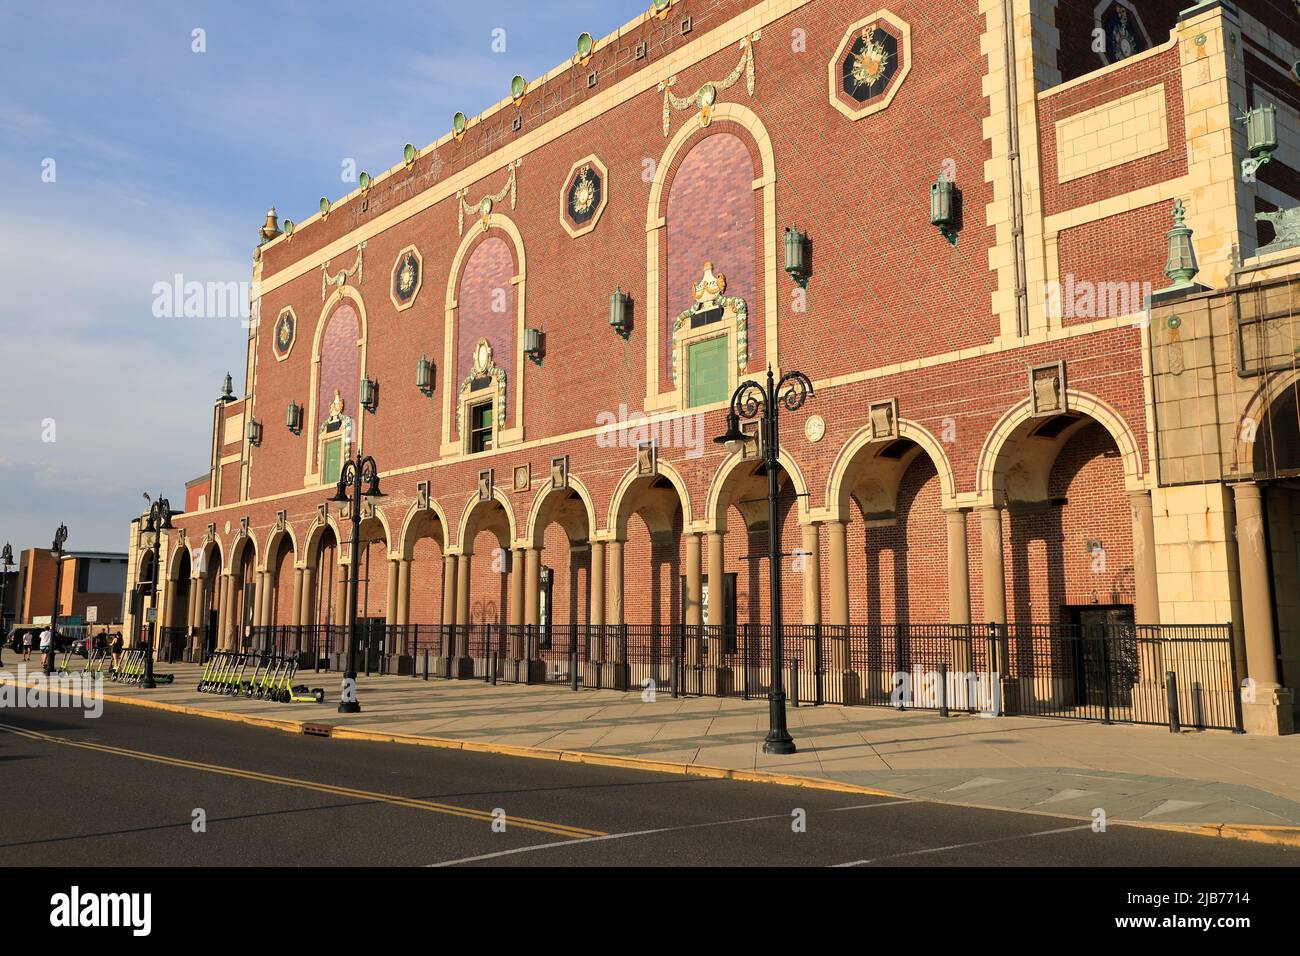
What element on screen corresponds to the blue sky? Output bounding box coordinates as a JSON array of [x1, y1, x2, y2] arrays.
[[0, 0, 647, 552]]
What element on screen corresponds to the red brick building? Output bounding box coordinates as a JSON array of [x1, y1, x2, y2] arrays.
[[128, 0, 1300, 730]]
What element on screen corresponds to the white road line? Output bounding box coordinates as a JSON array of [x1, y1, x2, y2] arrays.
[[832, 823, 1092, 866], [429, 798, 917, 866]]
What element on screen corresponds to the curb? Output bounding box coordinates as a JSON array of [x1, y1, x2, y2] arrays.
[[7, 676, 1300, 849]]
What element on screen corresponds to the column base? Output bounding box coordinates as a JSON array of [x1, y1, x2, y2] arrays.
[[600, 662, 630, 692], [433, 655, 476, 679], [497, 657, 545, 683], [701, 666, 734, 697], [1241, 685, 1295, 736], [386, 654, 414, 676]]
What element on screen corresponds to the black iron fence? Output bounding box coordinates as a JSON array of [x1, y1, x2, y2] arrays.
[[224, 620, 1240, 730]]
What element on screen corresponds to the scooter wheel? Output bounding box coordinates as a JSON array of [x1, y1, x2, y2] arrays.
[[196, 683, 204, 692], [314, 690, 325, 703]]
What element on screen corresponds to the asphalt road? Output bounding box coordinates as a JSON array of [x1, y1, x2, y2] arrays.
[[0, 700, 1294, 867]]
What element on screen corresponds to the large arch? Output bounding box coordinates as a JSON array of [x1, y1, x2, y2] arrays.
[[1234, 369, 1300, 477], [524, 474, 598, 549], [975, 390, 1145, 506], [456, 489, 518, 554], [397, 499, 451, 634], [825, 420, 958, 520], [705, 447, 812, 532], [644, 103, 779, 409], [606, 459, 694, 539]]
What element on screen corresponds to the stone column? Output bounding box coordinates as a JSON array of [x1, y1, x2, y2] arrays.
[[385, 558, 399, 624], [590, 540, 606, 627], [508, 548, 525, 658], [397, 559, 411, 628], [455, 553, 471, 630], [441, 553, 457, 628], [825, 519, 849, 688], [1128, 490, 1160, 625], [590, 540, 606, 660], [799, 524, 821, 691], [1233, 482, 1293, 734], [221, 572, 236, 651], [300, 567, 315, 628], [978, 506, 1007, 626], [706, 531, 725, 669], [684, 532, 703, 666], [607, 539, 625, 625], [945, 510, 971, 625], [524, 548, 541, 627], [945, 509, 972, 706], [291, 567, 304, 627]]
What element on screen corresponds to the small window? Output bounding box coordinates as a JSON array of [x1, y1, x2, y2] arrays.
[[469, 401, 494, 454]]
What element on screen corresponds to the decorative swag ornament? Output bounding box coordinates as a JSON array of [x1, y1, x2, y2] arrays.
[[320, 243, 366, 300], [458, 160, 522, 236], [658, 32, 760, 136]]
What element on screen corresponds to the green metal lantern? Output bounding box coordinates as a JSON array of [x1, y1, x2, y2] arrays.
[[784, 227, 811, 288], [1244, 104, 1278, 158], [285, 400, 302, 433], [360, 376, 379, 412], [416, 355, 435, 395], [609, 288, 632, 339], [930, 176, 960, 245]]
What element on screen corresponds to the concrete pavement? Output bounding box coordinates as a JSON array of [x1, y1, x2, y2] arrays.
[[7, 661, 1300, 837]]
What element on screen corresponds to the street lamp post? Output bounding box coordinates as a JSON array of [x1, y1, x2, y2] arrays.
[[714, 366, 814, 755], [330, 450, 384, 714], [47, 524, 68, 675], [141, 496, 174, 689], [0, 543, 13, 637]]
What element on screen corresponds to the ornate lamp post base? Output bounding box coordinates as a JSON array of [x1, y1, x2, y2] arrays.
[[762, 692, 797, 754]]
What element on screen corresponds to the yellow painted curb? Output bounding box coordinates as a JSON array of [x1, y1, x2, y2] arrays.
[[8, 676, 1300, 848]]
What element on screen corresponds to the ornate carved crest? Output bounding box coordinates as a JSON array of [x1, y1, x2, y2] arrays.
[[478, 469, 494, 502], [637, 441, 658, 478], [320, 242, 366, 300], [458, 160, 521, 236], [551, 455, 569, 491], [659, 33, 759, 135], [459, 338, 508, 436], [1029, 362, 1068, 417]]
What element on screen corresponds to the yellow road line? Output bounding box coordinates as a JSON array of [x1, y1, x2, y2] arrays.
[[0, 722, 605, 840]]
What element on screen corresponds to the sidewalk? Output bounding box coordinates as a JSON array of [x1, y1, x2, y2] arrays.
[[9, 661, 1300, 838]]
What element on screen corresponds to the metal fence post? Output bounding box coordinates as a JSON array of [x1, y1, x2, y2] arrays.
[[671, 621, 681, 699], [939, 661, 949, 718], [1226, 622, 1245, 734], [423, 647, 429, 682], [790, 658, 799, 708], [1100, 626, 1114, 725], [1165, 670, 1181, 733], [814, 621, 824, 707]]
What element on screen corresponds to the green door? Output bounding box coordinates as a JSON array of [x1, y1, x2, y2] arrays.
[[322, 437, 342, 485], [687, 337, 729, 408]]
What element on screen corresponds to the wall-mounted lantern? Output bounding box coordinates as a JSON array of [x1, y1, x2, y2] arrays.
[[285, 400, 303, 434], [610, 288, 633, 339], [523, 327, 544, 366], [784, 227, 811, 288], [246, 417, 263, 447], [416, 355, 435, 395], [360, 376, 380, 412], [930, 175, 961, 246], [1241, 104, 1278, 181]]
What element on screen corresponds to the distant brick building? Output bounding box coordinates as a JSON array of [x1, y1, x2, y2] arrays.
[[127, 0, 1300, 731], [15, 549, 127, 627]]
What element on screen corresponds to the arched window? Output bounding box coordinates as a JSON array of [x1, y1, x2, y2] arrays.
[[661, 130, 760, 409], [314, 302, 359, 484], [455, 235, 515, 454]]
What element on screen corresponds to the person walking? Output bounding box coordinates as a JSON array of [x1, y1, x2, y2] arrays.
[[39, 625, 53, 674], [110, 632, 123, 671], [22, 629, 33, 662]]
